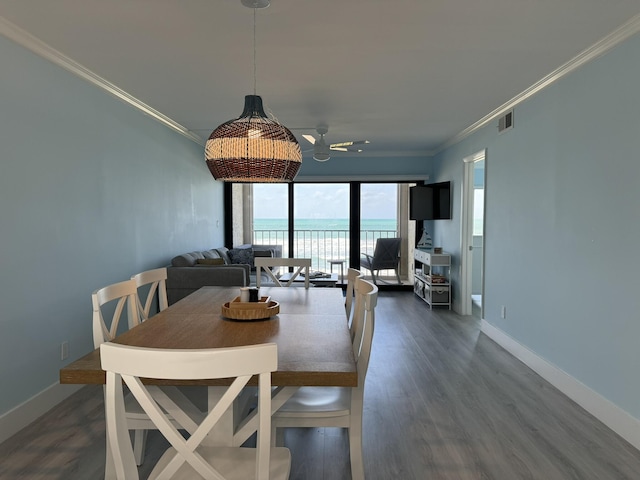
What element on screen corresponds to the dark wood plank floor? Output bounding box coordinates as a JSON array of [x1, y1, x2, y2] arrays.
[[1, 291, 639, 479]]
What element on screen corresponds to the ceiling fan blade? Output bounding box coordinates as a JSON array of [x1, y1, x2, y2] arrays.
[[302, 134, 316, 145], [329, 140, 370, 148], [330, 146, 364, 153]]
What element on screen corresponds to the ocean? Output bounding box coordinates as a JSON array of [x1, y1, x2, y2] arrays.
[[253, 218, 397, 271], [254, 218, 396, 231]]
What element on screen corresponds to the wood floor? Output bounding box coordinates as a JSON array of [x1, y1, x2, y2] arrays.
[[2, 291, 640, 479]]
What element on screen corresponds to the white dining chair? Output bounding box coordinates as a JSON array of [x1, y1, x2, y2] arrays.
[[92, 279, 141, 354], [271, 277, 378, 480], [101, 342, 291, 480], [255, 257, 311, 288], [131, 267, 168, 321], [345, 268, 363, 331], [93, 279, 203, 467]]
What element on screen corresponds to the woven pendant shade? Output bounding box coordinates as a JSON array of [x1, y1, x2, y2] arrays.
[[205, 95, 302, 182]]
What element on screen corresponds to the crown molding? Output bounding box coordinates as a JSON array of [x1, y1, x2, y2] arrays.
[[0, 16, 204, 146], [436, 13, 640, 154]]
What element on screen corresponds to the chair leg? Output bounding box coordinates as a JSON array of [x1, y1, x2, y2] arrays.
[[370, 270, 378, 285], [133, 429, 147, 466], [349, 418, 365, 480], [105, 433, 116, 480], [394, 267, 401, 284]]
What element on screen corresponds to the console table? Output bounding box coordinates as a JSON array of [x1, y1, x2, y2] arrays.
[[414, 249, 451, 309]]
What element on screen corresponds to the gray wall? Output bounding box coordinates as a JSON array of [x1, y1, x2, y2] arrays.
[[432, 33, 640, 419], [0, 36, 223, 416]]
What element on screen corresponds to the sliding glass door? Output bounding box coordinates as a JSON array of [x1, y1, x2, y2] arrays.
[[251, 183, 289, 255], [360, 183, 398, 256], [229, 181, 416, 284], [293, 183, 350, 271]]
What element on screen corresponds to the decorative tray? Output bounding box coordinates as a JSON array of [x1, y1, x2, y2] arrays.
[[221, 296, 280, 321]]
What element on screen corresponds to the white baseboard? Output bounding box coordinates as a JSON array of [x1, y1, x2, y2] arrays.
[[0, 382, 82, 444], [481, 320, 640, 451]]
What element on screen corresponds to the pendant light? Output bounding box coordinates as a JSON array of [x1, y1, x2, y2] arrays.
[[205, 1, 302, 182]]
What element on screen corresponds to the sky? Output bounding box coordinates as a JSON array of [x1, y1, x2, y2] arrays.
[[253, 183, 398, 219]]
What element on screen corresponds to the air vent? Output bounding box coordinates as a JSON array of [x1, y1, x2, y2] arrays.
[[498, 110, 514, 133]]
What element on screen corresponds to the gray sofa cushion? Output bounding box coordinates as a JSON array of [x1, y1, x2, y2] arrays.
[[202, 249, 222, 260], [167, 265, 249, 288], [166, 264, 249, 304], [171, 251, 205, 267], [214, 247, 232, 265]]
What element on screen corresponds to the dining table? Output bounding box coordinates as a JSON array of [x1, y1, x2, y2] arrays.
[[60, 285, 355, 449]]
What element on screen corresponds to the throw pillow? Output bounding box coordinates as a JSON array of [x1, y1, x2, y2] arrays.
[[228, 248, 254, 268], [196, 258, 225, 266]]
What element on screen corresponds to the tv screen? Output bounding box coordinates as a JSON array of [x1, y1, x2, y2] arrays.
[[410, 182, 451, 220], [410, 186, 433, 220]]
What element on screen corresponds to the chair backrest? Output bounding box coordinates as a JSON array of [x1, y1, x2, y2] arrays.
[[131, 267, 168, 321], [92, 279, 140, 348], [345, 268, 363, 331], [101, 342, 278, 480], [255, 257, 311, 288], [351, 277, 378, 385], [371, 237, 401, 269]]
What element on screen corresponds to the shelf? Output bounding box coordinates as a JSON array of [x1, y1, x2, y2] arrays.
[[414, 250, 451, 310], [414, 273, 449, 286]]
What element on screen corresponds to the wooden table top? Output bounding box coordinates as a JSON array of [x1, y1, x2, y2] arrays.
[[278, 272, 339, 286], [60, 286, 356, 387]]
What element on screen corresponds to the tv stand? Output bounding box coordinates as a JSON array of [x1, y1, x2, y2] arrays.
[[414, 249, 451, 309]]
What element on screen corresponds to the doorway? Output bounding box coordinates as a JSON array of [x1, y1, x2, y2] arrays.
[[460, 150, 486, 317]]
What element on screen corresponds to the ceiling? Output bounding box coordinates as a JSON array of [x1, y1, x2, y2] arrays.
[[1, 1, 639, 160]]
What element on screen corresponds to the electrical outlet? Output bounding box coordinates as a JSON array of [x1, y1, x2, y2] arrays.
[[61, 341, 69, 361], [500, 305, 507, 319]]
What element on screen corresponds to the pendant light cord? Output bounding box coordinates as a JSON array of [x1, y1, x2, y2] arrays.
[[253, 7, 257, 96]]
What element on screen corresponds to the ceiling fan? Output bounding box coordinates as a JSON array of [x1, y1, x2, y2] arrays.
[[302, 125, 370, 162]]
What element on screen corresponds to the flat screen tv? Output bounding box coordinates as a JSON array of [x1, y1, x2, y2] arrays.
[[410, 181, 451, 220]]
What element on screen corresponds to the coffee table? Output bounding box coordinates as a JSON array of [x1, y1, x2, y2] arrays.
[[278, 271, 339, 287]]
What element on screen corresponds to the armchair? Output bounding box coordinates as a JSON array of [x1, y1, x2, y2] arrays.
[[360, 237, 401, 285]]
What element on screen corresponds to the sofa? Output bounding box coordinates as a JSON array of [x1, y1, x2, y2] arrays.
[[166, 244, 282, 305]]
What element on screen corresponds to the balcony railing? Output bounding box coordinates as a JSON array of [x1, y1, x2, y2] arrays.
[[253, 228, 397, 272]]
